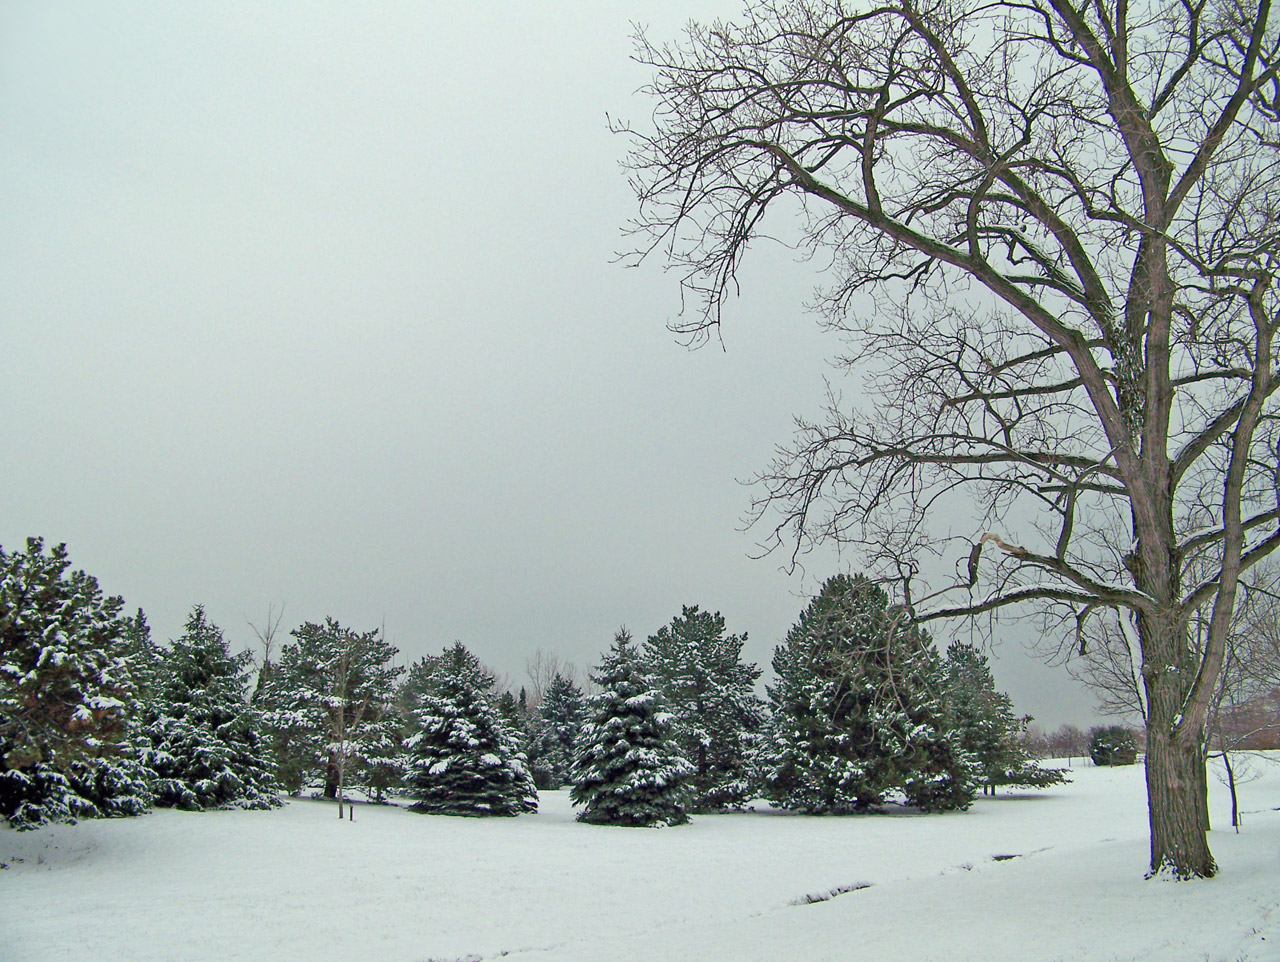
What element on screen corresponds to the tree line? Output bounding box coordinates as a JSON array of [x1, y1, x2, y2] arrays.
[[1, 539, 1069, 830]]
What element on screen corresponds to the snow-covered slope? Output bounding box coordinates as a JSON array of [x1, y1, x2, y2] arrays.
[[2, 756, 1277, 961]]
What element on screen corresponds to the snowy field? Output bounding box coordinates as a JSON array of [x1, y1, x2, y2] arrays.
[[3, 757, 1278, 962]]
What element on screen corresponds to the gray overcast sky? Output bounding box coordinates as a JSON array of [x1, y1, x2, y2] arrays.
[[0, 1, 1102, 728]]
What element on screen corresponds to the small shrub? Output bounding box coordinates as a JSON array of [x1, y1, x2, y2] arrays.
[[1088, 725, 1138, 766]]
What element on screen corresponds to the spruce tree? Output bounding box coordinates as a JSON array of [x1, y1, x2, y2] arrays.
[[643, 606, 765, 811], [0, 539, 143, 828], [943, 642, 1067, 793], [65, 608, 157, 820], [763, 575, 977, 813], [495, 690, 523, 731], [571, 629, 692, 826], [142, 607, 280, 811], [402, 642, 537, 816], [530, 673, 584, 789], [260, 618, 404, 799], [398, 653, 443, 710]]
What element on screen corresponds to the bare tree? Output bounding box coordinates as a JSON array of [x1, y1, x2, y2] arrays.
[[1021, 723, 1051, 759], [1070, 612, 1147, 719], [524, 648, 580, 714], [621, 0, 1280, 878], [1047, 723, 1091, 765], [1225, 577, 1280, 718], [246, 603, 285, 706], [1206, 573, 1280, 827]]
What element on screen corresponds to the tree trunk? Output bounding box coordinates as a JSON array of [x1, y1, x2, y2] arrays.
[[1219, 752, 1240, 832], [324, 751, 340, 799], [1139, 609, 1216, 879], [1144, 726, 1215, 877]]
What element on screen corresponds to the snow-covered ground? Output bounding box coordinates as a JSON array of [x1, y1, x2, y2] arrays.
[[3, 757, 1278, 962]]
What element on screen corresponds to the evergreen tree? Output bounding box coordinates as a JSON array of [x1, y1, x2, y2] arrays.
[[495, 690, 523, 731], [571, 628, 692, 826], [398, 653, 445, 711], [763, 575, 977, 813], [65, 607, 157, 820], [63, 750, 154, 820], [943, 642, 1068, 793], [643, 605, 765, 811], [260, 618, 404, 799], [402, 642, 537, 816], [141, 607, 280, 811], [119, 609, 161, 701], [530, 673, 584, 789], [0, 539, 141, 828], [493, 686, 546, 788], [1089, 725, 1139, 766]]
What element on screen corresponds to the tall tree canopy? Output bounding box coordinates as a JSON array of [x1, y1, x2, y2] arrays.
[[0, 539, 138, 827], [571, 629, 693, 826], [622, 0, 1280, 879], [402, 642, 537, 817], [643, 605, 765, 811], [143, 607, 280, 811], [764, 574, 976, 813]]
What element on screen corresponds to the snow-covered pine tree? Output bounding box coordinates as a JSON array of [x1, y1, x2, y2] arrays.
[[260, 618, 404, 800], [402, 642, 537, 816], [142, 606, 280, 811], [119, 608, 160, 701], [1089, 725, 1139, 766], [763, 574, 977, 813], [397, 653, 442, 709], [356, 718, 405, 804], [494, 689, 524, 732], [0, 539, 143, 828], [571, 628, 692, 826], [943, 642, 1067, 793], [643, 606, 765, 811], [65, 608, 157, 820], [530, 672, 583, 789]]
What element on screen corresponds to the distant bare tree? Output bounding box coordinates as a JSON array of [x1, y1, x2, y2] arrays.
[[1021, 723, 1051, 760], [246, 603, 285, 706], [1226, 577, 1280, 716], [524, 648, 580, 714], [1207, 572, 1280, 828], [621, 0, 1280, 879], [1047, 724, 1090, 765], [484, 665, 514, 699], [1076, 564, 1280, 762]]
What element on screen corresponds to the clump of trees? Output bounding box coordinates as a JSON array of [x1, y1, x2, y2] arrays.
[[761, 575, 978, 813], [621, 0, 1279, 881], [0, 539, 1091, 836], [0, 542, 282, 828]]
